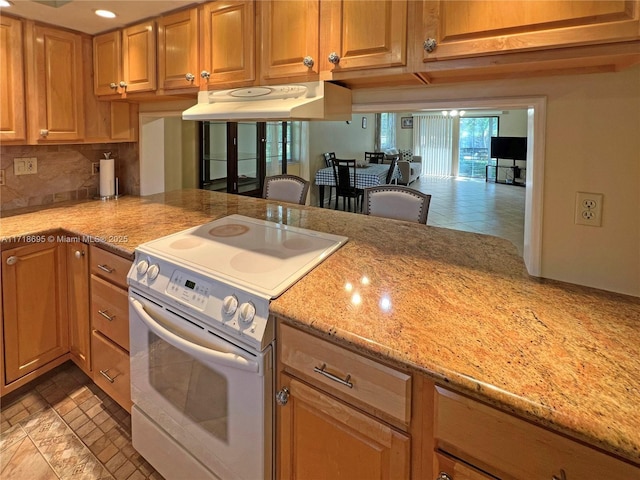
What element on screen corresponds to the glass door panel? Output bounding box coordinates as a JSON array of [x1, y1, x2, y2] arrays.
[[237, 122, 262, 195], [458, 116, 499, 178], [201, 122, 228, 192]]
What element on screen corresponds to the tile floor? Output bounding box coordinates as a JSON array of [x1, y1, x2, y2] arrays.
[[0, 362, 163, 480], [411, 176, 525, 254]]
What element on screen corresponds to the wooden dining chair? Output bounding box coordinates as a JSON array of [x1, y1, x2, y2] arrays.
[[363, 185, 432, 224], [323, 152, 336, 167], [365, 152, 385, 164], [331, 158, 361, 212], [385, 156, 398, 184], [262, 174, 310, 205]]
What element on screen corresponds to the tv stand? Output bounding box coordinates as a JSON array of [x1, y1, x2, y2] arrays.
[[486, 158, 526, 186]]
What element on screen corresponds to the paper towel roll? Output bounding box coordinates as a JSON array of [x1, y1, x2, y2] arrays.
[[100, 158, 115, 197]]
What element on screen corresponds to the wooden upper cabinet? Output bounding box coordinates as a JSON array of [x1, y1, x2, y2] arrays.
[[320, 0, 408, 73], [122, 20, 157, 93], [259, 0, 320, 83], [420, 0, 640, 62], [29, 24, 84, 142], [93, 30, 122, 96], [201, 0, 256, 89], [157, 7, 199, 92], [0, 15, 26, 142]]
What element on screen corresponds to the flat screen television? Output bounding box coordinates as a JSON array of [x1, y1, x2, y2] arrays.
[[490, 136, 527, 160]]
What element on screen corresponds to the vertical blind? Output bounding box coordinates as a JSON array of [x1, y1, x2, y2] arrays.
[[414, 115, 454, 177]]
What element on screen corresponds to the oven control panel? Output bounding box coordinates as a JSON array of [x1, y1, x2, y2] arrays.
[[166, 271, 212, 310]]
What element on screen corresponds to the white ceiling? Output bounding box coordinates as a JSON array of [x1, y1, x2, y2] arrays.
[[2, 0, 204, 35]]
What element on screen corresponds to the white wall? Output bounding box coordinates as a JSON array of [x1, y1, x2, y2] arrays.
[[351, 66, 640, 296], [307, 114, 377, 202]]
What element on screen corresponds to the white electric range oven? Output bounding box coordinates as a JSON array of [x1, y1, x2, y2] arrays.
[[127, 214, 347, 480]]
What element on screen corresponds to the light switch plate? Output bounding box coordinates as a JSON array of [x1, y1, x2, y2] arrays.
[[13, 157, 37, 176]]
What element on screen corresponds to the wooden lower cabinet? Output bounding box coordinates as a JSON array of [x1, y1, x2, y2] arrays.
[[434, 451, 494, 480], [91, 330, 132, 412], [89, 245, 132, 412], [277, 374, 410, 480], [433, 386, 640, 480], [66, 242, 90, 375], [1, 241, 69, 392]]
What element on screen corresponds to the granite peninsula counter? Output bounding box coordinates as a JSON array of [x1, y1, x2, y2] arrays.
[[1, 189, 639, 467]]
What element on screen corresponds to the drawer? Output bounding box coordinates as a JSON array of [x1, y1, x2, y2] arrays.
[[91, 275, 129, 351], [90, 245, 132, 289], [434, 451, 494, 480], [279, 323, 411, 425], [434, 387, 640, 480], [92, 330, 131, 413]]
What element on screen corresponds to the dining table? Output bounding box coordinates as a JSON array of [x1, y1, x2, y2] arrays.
[[314, 163, 400, 207]]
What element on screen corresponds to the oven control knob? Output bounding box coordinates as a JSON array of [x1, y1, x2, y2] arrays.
[[147, 264, 160, 281], [136, 259, 149, 275], [238, 302, 256, 324], [222, 295, 239, 315]]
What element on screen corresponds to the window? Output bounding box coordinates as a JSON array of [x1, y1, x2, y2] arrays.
[[377, 113, 396, 151], [458, 116, 499, 178]]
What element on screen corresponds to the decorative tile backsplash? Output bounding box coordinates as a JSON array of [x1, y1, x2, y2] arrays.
[[0, 143, 139, 213]]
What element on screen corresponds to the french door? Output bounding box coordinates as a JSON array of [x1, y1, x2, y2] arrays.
[[200, 121, 296, 196]]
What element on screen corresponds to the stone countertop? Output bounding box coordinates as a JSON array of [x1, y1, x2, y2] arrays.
[[1, 189, 639, 466]]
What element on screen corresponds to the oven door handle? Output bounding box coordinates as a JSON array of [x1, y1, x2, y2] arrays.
[[129, 297, 260, 373]]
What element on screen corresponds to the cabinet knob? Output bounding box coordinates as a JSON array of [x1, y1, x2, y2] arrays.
[[6, 255, 18, 266], [276, 387, 290, 406], [119, 81, 127, 89], [74, 250, 85, 259], [109, 82, 118, 90], [328, 52, 340, 65], [185, 72, 195, 82], [423, 38, 438, 53], [303, 56, 314, 68], [40, 129, 49, 137], [436, 473, 452, 480], [200, 70, 210, 80]]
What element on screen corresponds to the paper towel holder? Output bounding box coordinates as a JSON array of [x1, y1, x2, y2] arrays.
[[95, 153, 123, 201]]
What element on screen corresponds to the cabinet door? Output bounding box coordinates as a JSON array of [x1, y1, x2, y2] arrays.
[[93, 30, 122, 96], [320, 0, 408, 72], [421, 0, 640, 62], [30, 25, 84, 142], [122, 20, 156, 93], [66, 243, 90, 375], [0, 15, 26, 142], [259, 0, 320, 83], [278, 374, 410, 480], [2, 242, 69, 383], [158, 8, 199, 92], [201, 0, 255, 88]]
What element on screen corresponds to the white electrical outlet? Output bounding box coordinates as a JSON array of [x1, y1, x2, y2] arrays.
[[575, 192, 603, 227]]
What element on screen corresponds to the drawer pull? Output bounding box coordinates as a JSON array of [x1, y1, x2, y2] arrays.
[[552, 470, 567, 480], [436, 473, 452, 480], [97, 264, 114, 273], [99, 369, 118, 383], [313, 363, 353, 388], [98, 309, 115, 321]]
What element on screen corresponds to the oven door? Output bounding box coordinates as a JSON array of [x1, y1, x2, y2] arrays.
[[129, 292, 273, 480]]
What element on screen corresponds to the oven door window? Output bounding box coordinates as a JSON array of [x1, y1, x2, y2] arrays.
[[148, 331, 228, 442]]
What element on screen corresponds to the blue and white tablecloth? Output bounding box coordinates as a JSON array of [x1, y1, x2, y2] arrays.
[[314, 164, 400, 189]]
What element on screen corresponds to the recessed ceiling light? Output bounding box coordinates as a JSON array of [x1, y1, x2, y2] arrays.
[[0, 1, 13, 8], [95, 9, 116, 19]]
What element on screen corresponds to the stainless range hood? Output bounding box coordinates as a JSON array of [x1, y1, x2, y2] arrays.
[[182, 81, 352, 121]]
